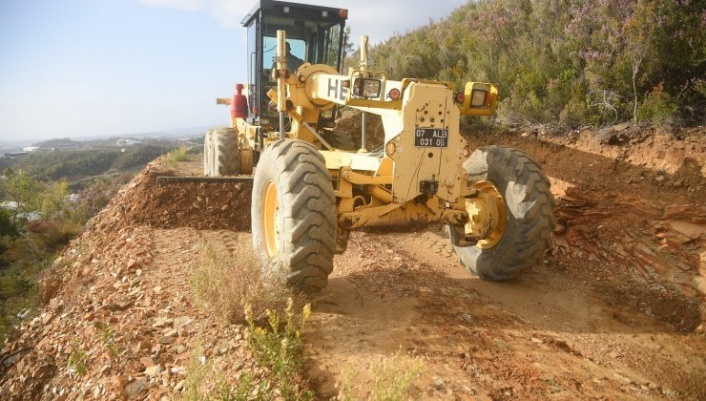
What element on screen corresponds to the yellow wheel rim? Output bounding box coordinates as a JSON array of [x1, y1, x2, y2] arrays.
[[262, 181, 280, 258], [464, 180, 507, 249]]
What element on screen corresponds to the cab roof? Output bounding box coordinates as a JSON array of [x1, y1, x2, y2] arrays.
[[241, 0, 348, 27]]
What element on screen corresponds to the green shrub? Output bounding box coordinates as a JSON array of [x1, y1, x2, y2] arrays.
[[67, 339, 88, 376], [638, 82, 678, 125], [243, 299, 314, 400], [190, 243, 291, 324], [163, 146, 190, 168]]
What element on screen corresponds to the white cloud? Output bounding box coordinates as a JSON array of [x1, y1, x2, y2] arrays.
[[137, 0, 466, 40]]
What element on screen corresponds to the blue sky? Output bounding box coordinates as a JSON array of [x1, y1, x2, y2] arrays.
[[0, 0, 466, 142]]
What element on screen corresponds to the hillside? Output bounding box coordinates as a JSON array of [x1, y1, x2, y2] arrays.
[[0, 124, 704, 400], [366, 0, 705, 127]]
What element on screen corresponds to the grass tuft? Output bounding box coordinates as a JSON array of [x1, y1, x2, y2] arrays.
[[338, 352, 423, 401], [190, 243, 291, 324], [188, 244, 315, 400], [67, 339, 88, 376], [163, 146, 190, 168]]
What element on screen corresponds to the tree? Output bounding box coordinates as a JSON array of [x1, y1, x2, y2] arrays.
[[0, 169, 68, 225], [1, 169, 44, 224], [622, 0, 660, 124]]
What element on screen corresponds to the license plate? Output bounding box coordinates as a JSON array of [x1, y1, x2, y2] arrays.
[[414, 128, 448, 147]]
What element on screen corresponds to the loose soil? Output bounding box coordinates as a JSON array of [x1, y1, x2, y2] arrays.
[[1, 123, 704, 400]]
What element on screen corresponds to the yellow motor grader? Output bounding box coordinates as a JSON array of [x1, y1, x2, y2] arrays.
[[204, 0, 555, 292]]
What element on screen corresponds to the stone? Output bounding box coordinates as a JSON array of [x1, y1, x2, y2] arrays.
[[124, 378, 148, 399], [152, 317, 171, 328], [145, 365, 162, 376], [173, 317, 192, 330], [126, 259, 139, 271], [158, 336, 175, 345], [139, 357, 155, 368], [170, 366, 186, 375]]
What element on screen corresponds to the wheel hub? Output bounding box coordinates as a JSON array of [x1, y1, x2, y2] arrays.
[[262, 181, 280, 257], [464, 180, 507, 249]]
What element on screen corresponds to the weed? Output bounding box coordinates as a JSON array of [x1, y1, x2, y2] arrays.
[[190, 243, 291, 324], [244, 298, 315, 400], [163, 146, 190, 168], [67, 339, 88, 376], [189, 245, 313, 399], [338, 352, 423, 401], [637, 82, 678, 125], [184, 346, 210, 401], [184, 344, 263, 401], [95, 321, 121, 358]]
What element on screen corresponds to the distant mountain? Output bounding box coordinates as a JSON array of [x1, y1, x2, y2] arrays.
[[115, 125, 213, 140], [32, 138, 82, 148]]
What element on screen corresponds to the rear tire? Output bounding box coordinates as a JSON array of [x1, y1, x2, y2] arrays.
[[212, 127, 240, 176], [449, 146, 555, 281], [203, 129, 214, 176], [239, 148, 254, 174], [251, 139, 337, 292], [323, 130, 356, 150]]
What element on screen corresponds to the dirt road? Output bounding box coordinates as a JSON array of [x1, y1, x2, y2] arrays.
[[1, 126, 704, 400]]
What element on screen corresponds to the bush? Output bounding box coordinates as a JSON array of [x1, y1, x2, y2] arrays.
[[163, 146, 191, 168], [190, 243, 292, 324], [0, 170, 131, 344], [638, 82, 678, 125]]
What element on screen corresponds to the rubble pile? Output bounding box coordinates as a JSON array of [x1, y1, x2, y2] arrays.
[[0, 162, 256, 400]]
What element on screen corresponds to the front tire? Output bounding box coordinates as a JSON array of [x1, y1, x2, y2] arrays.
[[251, 139, 337, 292], [449, 146, 555, 281]]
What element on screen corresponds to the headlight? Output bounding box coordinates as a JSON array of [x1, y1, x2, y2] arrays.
[[352, 78, 382, 98]]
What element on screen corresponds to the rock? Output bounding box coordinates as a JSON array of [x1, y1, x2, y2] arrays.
[[144, 365, 162, 376], [693, 277, 706, 296], [139, 357, 154, 368], [152, 317, 172, 328], [41, 313, 54, 325], [40, 276, 62, 305], [126, 259, 139, 271], [173, 317, 192, 330], [124, 378, 148, 399], [460, 313, 473, 323], [158, 336, 175, 345], [170, 366, 186, 375]]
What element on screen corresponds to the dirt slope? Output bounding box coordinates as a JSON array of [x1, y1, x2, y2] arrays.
[[1, 126, 705, 400]]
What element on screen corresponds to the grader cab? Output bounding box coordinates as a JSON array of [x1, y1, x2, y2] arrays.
[[203, 0, 555, 292]]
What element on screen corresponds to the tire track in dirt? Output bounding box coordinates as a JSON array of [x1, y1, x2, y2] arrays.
[[302, 225, 706, 400]]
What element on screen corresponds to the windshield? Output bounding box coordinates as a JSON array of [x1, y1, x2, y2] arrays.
[[263, 37, 306, 69]]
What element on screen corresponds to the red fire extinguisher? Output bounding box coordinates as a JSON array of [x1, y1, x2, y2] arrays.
[[231, 84, 248, 120]]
